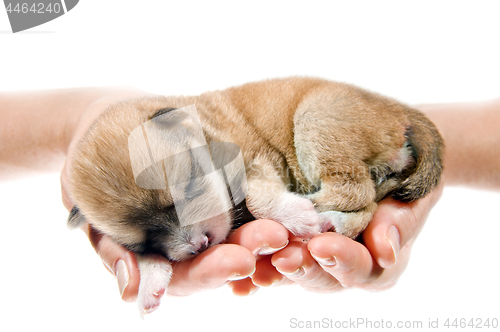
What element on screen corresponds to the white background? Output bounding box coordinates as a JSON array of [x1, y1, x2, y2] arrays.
[[1, 1, 499, 331]]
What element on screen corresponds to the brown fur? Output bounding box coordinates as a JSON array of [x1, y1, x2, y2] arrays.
[[69, 77, 443, 243]]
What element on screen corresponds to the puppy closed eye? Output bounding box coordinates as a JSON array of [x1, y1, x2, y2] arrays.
[[150, 107, 177, 120]]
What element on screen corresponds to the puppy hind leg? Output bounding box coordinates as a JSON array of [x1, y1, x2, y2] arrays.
[[136, 254, 173, 317], [309, 173, 377, 239], [310, 173, 376, 213], [319, 202, 377, 239], [293, 104, 377, 238]]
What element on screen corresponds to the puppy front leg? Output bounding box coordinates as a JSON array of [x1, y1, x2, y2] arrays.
[[245, 157, 327, 239], [136, 254, 173, 317]]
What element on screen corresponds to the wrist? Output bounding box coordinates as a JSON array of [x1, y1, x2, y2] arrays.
[[0, 87, 153, 179], [417, 100, 500, 190]]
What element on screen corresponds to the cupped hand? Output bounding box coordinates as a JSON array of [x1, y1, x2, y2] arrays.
[[228, 183, 443, 294]]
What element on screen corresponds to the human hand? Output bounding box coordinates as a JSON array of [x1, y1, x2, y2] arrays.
[[69, 184, 443, 300], [227, 183, 443, 294]]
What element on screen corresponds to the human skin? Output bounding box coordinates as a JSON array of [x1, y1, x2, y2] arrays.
[[1, 88, 498, 300]]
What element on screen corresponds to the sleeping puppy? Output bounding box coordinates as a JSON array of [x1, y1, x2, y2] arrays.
[[67, 77, 443, 315]]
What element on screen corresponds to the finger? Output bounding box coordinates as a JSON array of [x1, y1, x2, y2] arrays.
[[227, 219, 289, 257], [60, 161, 74, 211], [310, 232, 415, 291], [168, 244, 255, 296], [307, 232, 380, 288], [271, 240, 342, 292], [360, 240, 415, 291], [362, 183, 443, 268], [372, 239, 413, 290], [227, 277, 260, 296], [250, 255, 285, 287], [83, 224, 141, 302]]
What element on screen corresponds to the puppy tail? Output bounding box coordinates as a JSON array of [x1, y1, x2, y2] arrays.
[[392, 109, 444, 202], [67, 206, 87, 228]]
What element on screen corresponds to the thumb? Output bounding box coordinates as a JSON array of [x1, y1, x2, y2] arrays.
[[362, 183, 443, 268], [83, 223, 141, 302]]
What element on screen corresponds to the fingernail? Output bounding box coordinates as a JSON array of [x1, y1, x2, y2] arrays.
[[256, 240, 289, 256], [386, 226, 401, 267], [115, 260, 129, 297], [281, 266, 305, 278], [311, 254, 337, 267], [228, 274, 249, 281], [248, 287, 259, 296], [228, 265, 256, 281]]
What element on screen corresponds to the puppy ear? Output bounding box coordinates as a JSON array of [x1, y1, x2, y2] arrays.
[[67, 206, 87, 228]]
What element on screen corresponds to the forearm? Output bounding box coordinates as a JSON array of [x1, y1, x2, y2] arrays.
[[0, 87, 149, 180], [419, 99, 500, 190]]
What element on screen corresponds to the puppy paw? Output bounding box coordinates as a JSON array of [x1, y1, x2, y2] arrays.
[[136, 255, 173, 317], [273, 193, 324, 239], [319, 208, 373, 239], [319, 211, 349, 236]]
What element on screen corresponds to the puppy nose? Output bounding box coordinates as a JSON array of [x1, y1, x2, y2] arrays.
[[192, 234, 211, 254]]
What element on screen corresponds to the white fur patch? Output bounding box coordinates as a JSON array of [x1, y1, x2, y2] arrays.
[[136, 255, 173, 317], [319, 211, 347, 234], [267, 192, 324, 239]]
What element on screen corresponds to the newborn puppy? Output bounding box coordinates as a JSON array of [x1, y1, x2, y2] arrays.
[[67, 77, 443, 315]]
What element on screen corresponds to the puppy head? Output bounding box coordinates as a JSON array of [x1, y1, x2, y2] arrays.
[[68, 98, 233, 261]]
